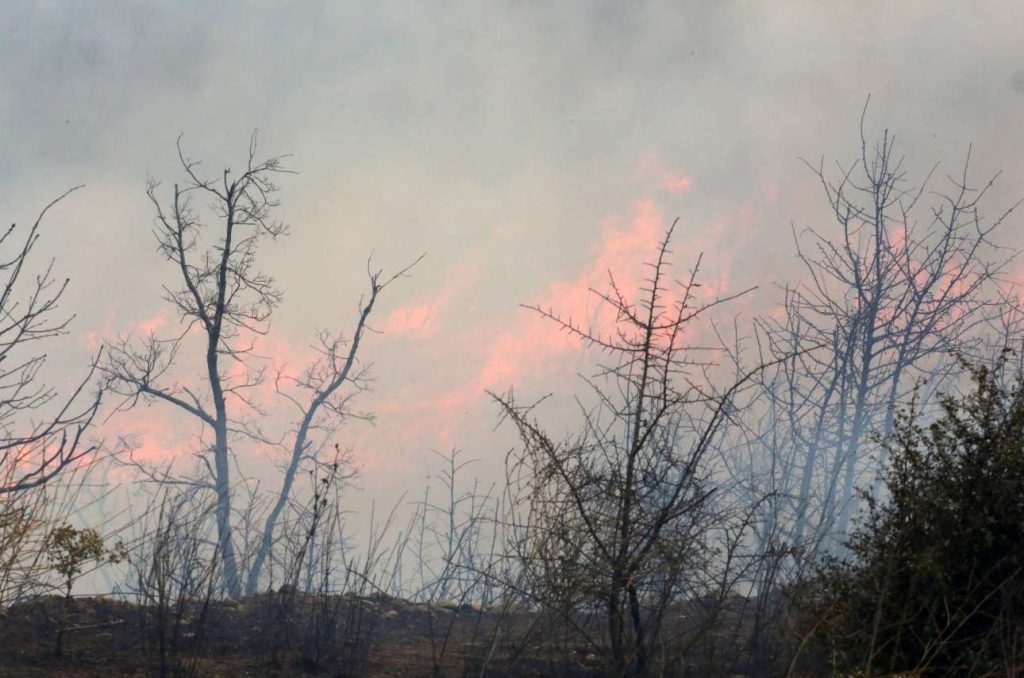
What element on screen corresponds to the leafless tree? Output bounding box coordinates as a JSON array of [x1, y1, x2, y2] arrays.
[[0, 188, 103, 496], [493, 220, 761, 675], [754, 107, 1021, 566], [101, 133, 418, 597], [245, 256, 420, 595]]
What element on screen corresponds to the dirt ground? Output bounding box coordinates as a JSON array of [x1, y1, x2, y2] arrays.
[[0, 593, 606, 677]]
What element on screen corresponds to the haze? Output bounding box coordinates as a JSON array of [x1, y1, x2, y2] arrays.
[[3, 0, 1023, 509]]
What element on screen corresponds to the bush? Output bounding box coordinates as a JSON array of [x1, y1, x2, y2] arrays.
[[801, 357, 1024, 675]]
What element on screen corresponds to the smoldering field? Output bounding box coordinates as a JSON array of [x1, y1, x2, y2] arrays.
[[4, 3, 1024, 676]]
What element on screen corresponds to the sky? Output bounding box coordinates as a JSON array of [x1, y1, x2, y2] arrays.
[[2, 1, 1024, 512]]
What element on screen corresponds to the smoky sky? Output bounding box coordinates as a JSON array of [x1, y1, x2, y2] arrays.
[[2, 1, 1024, 503]]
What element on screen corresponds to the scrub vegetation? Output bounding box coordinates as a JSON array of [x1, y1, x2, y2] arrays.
[[2, 117, 1023, 676]]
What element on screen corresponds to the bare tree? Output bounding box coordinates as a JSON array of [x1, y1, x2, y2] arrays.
[[0, 188, 103, 496], [101, 133, 416, 597], [244, 256, 421, 595], [754, 107, 1021, 564], [494, 220, 760, 675]]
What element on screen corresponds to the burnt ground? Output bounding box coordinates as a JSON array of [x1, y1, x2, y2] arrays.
[[0, 591, 797, 676], [0, 593, 611, 677]]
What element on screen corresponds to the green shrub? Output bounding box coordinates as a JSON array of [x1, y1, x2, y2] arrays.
[[803, 357, 1024, 676]]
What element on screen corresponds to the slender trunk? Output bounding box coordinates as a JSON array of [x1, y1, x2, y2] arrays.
[[789, 361, 843, 549], [834, 421, 862, 544], [245, 405, 315, 594], [835, 193, 886, 543], [246, 289, 378, 594], [608, 585, 625, 675], [832, 330, 875, 547], [213, 422, 240, 597], [245, 450, 300, 593], [868, 340, 913, 502], [209, 195, 240, 598], [55, 586, 71, 657], [627, 579, 647, 675]]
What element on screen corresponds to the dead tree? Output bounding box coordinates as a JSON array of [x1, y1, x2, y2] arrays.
[[0, 188, 103, 495], [757, 109, 1021, 560], [102, 134, 415, 597], [244, 256, 421, 595], [494, 220, 759, 675]]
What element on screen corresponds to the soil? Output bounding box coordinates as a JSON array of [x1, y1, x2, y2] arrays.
[[0, 593, 605, 677]]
